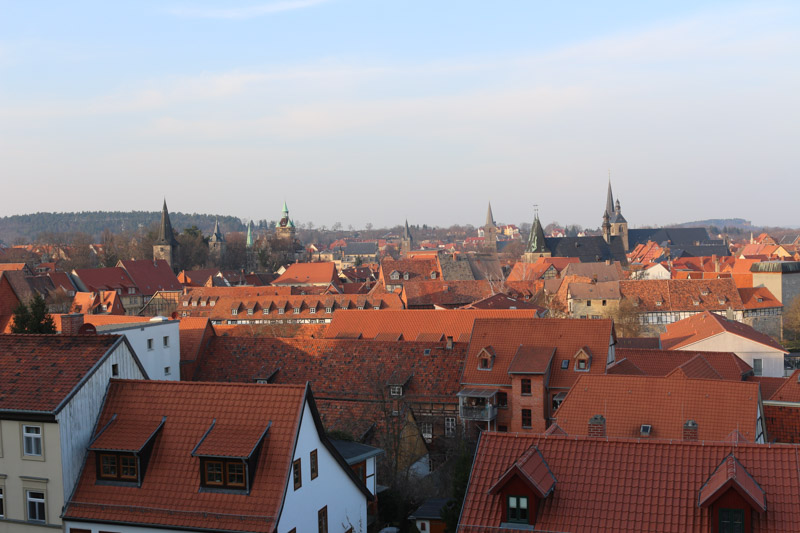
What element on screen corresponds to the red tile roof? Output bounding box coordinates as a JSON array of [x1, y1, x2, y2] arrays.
[[0, 334, 123, 413], [378, 257, 442, 286], [64, 381, 311, 532], [462, 318, 613, 390], [554, 373, 762, 441], [619, 278, 745, 312], [698, 454, 766, 511], [661, 311, 787, 352], [738, 286, 782, 309], [118, 259, 182, 294], [748, 375, 787, 400], [324, 309, 538, 341], [506, 258, 578, 281], [401, 280, 494, 308], [610, 348, 752, 381], [74, 267, 138, 294], [458, 432, 800, 533], [90, 416, 165, 452], [272, 262, 337, 285], [766, 369, 800, 403], [507, 346, 555, 374], [763, 404, 800, 443], [462, 293, 544, 311]]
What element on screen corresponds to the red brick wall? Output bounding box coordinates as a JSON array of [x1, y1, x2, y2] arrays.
[[509, 375, 547, 433]]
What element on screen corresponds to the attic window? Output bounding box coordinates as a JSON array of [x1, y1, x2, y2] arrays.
[[403, 272, 409, 280], [191, 301, 198, 307], [391, 272, 400, 280], [640, 424, 652, 437], [757, 298, 764, 303], [693, 300, 700, 306], [325, 307, 332, 313], [718, 298, 726, 305], [210, 300, 216, 307], [560, 360, 569, 370], [574, 349, 591, 372], [200, 301, 206, 307], [507, 495, 529, 524], [309, 307, 316, 314], [247, 308, 254, 315], [701, 289, 709, 296], [98, 452, 138, 482], [231, 309, 238, 316], [430, 272, 437, 279], [278, 308, 284, 314], [294, 307, 301, 314], [201, 458, 246, 489], [390, 385, 403, 397], [655, 300, 662, 306], [477, 348, 495, 371]]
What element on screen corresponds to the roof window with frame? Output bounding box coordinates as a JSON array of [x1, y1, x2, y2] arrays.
[[191, 419, 272, 494], [89, 415, 166, 487], [477, 347, 496, 371]]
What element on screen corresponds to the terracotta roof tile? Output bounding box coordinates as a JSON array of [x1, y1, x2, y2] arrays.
[[461, 318, 613, 390], [661, 311, 787, 352], [698, 454, 766, 511], [747, 376, 787, 400], [458, 432, 800, 532], [325, 309, 537, 342], [610, 348, 752, 380], [619, 279, 745, 312], [507, 346, 555, 374], [90, 416, 165, 452], [272, 262, 337, 285], [555, 373, 761, 441], [119, 259, 182, 294], [0, 334, 121, 413], [64, 381, 307, 532]]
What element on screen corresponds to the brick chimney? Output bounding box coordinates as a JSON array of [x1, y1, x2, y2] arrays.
[[683, 420, 698, 441], [588, 415, 606, 437], [61, 313, 84, 335], [713, 254, 719, 273]]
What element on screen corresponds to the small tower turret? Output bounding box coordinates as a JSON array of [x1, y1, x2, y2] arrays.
[[483, 202, 498, 253], [209, 218, 226, 263], [400, 219, 413, 256], [523, 206, 551, 262]]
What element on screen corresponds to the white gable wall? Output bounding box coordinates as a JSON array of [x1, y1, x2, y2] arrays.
[[676, 332, 786, 378], [278, 401, 368, 533], [99, 320, 180, 381], [57, 340, 147, 503]]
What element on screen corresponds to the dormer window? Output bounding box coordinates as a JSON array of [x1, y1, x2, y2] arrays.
[[247, 308, 254, 315], [391, 271, 400, 281], [200, 300, 206, 306], [358, 306, 364, 310], [310, 307, 316, 314], [574, 347, 592, 372], [294, 307, 301, 314], [693, 299, 700, 306], [192, 301, 198, 307], [430, 272, 437, 279], [326, 307, 332, 313], [701, 289, 709, 296], [210, 300, 216, 307], [477, 347, 495, 371], [278, 308, 284, 314], [655, 300, 662, 306], [89, 415, 165, 487], [757, 297, 764, 303], [231, 309, 238, 316], [403, 272, 409, 280], [192, 419, 271, 494], [390, 385, 403, 397], [507, 496, 529, 524]]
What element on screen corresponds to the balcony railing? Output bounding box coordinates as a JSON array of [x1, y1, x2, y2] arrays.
[[459, 404, 498, 421]]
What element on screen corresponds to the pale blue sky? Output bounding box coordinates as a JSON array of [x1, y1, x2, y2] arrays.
[[1, 1, 798, 229]]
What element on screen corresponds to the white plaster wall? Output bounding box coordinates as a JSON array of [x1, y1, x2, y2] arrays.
[[366, 456, 376, 495], [0, 420, 63, 528], [278, 402, 368, 533], [678, 333, 786, 378], [56, 341, 146, 503], [100, 321, 180, 381], [64, 520, 180, 533]]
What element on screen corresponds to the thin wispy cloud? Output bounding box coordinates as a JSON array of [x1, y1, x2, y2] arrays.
[[168, 0, 331, 19]]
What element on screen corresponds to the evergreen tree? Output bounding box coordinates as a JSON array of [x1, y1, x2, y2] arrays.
[[11, 293, 56, 334]]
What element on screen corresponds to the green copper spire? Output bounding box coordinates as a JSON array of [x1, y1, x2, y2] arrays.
[[525, 207, 547, 254], [246, 221, 254, 248]]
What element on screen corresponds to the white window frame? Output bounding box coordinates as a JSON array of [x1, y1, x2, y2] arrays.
[[445, 417, 456, 437], [310, 307, 317, 314], [278, 308, 285, 314], [23, 425, 42, 457], [390, 385, 403, 397], [26, 489, 46, 522], [325, 307, 332, 314], [294, 307, 301, 314], [128, 287, 136, 294], [231, 309, 238, 316], [420, 422, 432, 441]]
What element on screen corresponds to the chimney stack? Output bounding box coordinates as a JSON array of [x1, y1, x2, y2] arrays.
[[588, 414, 606, 437], [683, 420, 698, 441], [61, 313, 85, 335], [713, 255, 719, 273]]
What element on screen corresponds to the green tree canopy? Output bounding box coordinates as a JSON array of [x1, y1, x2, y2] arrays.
[[11, 293, 56, 334]]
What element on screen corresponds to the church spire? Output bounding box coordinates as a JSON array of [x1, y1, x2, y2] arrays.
[[209, 218, 225, 243], [404, 219, 412, 240], [485, 202, 495, 227], [525, 207, 547, 254], [156, 199, 178, 246], [605, 176, 615, 219], [246, 221, 254, 248]]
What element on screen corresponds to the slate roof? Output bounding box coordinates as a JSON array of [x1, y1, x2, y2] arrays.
[[661, 311, 787, 352], [0, 334, 123, 414], [64, 381, 312, 532], [627, 227, 712, 248], [461, 318, 613, 390], [554, 373, 762, 441], [543, 236, 628, 264], [119, 259, 182, 294], [343, 241, 378, 256], [325, 309, 538, 341], [458, 432, 800, 533], [439, 255, 476, 281], [409, 498, 450, 520]]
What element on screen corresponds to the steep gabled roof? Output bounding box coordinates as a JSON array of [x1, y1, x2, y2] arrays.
[[609, 348, 752, 381], [461, 318, 613, 389], [272, 262, 338, 285], [64, 381, 315, 531], [554, 373, 761, 441], [0, 334, 127, 414], [661, 311, 787, 352], [325, 309, 537, 341], [118, 259, 182, 294], [459, 433, 797, 533], [74, 267, 138, 293]]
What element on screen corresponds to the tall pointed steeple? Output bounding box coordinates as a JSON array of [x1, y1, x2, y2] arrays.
[[156, 199, 178, 246], [605, 178, 615, 219], [209, 218, 225, 243], [526, 208, 548, 254], [485, 202, 495, 227], [246, 221, 254, 248], [404, 219, 412, 240], [401, 219, 413, 256]]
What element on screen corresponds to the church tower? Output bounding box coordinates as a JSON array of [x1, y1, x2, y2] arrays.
[[400, 220, 413, 256], [153, 199, 179, 270], [483, 202, 498, 253], [603, 179, 629, 251], [523, 207, 551, 262], [276, 201, 296, 241], [208, 218, 226, 263]]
